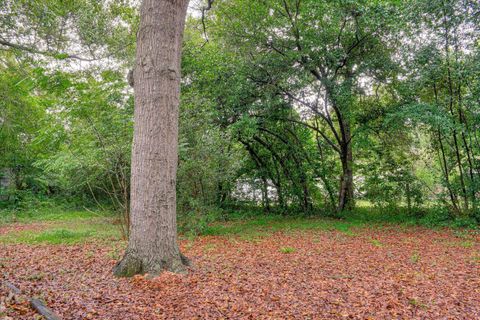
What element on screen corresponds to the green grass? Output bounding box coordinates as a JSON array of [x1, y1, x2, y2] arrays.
[[0, 209, 121, 245], [201, 215, 363, 237], [1, 209, 364, 245], [341, 206, 479, 230], [0, 203, 121, 245], [279, 246, 296, 254], [29, 229, 94, 244], [0, 207, 112, 224], [369, 239, 384, 247], [458, 240, 475, 248], [0, 223, 120, 245], [410, 252, 420, 263], [408, 298, 429, 310], [202, 243, 218, 252], [471, 254, 480, 264], [1, 203, 477, 245]]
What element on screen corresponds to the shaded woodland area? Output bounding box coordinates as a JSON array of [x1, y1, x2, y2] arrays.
[[1, 0, 480, 225], [1, 0, 480, 319]]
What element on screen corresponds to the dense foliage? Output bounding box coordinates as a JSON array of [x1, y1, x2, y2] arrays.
[[1, 0, 479, 229]]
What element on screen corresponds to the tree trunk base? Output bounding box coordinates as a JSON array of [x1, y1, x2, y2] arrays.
[[113, 251, 190, 277]]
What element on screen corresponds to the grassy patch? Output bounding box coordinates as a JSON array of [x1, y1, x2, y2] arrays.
[[470, 254, 480, 264], [338, 206, 478, 229], [0, 203, 122, 245], [369, 239, 384, 247], [458, 240, 475, 248], [279, 246, 296, 254], [410, 252, 420, 263], [30, 229, 93, 244], [408, 298, 429, 310], [201, 215, 363, 237], [202, 243, 218, 253], [1, 205, 477, 245], [453, 230, 471, 239], [3, 210, 364, 244], [0, 217, 120, 245], [0, 207, 113, 224], [442, 240, 477, 249]]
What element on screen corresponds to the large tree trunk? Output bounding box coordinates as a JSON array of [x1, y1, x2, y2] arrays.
[[114, 0, 190, 277]]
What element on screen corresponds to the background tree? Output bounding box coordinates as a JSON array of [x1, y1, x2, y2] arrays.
[[1, 0, 479, 248], [209, 0, 402, 212]]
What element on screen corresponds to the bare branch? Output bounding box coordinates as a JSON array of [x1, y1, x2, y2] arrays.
[[201, 0, 215, 42], [253, 114, 341, 154], [0, 38, 132, 62]]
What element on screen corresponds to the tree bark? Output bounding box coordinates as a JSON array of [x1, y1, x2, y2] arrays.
[[338, 130, 354, 212], [441, 3, 469, 211], [261, 176, 270, 212], [114, 0, 190, 277]]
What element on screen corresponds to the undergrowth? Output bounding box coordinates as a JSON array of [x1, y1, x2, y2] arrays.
[[0, 196, 477, 245]]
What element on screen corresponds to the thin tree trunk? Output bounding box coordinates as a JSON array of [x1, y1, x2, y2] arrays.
[[337, 120, 354, 212], [438, 129, 460, 212], [253, 136, 308, 210], [442, 2, 468, 210], [240, 139, 277, 210], [405, 181, 412, 213], [454, 79, 476, 210], [449, 105, 468, 211], [314, 126, 336, 209], [338, 141, 354, 212], [261, 176, 270, 212], [434, 83, 459, 212], [452, 20, 477, 209], [258, 127, 313, 212], [114, 0, 190, 277]]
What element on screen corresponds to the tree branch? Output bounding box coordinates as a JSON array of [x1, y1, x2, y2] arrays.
[[254, 114, 341, 154], [0, 38, 130, 62], [201, 0, 215, 42]]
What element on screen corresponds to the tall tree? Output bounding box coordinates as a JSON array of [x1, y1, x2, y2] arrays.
[[212, 0, 399, 212], [114, 0, 190, 277]]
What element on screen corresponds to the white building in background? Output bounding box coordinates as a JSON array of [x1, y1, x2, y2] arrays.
[[0, 169, 12, 189], [0, 169, 13, 201]]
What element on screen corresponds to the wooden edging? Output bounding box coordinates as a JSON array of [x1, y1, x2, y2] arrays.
[[30, 298, 62, 320], [2, 280, 62, 320]]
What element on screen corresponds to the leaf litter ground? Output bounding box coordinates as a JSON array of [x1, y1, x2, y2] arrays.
[[1, 223, 479, 319]]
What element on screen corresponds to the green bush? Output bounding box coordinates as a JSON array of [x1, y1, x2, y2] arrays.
[[418, 207, 478, 229], [178, 204, 224, 236]]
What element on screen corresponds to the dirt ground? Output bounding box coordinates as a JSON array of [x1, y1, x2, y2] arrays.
[[1, 224, 479, 319]]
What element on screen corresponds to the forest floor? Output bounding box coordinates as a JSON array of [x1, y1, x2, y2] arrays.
[[1, 211, 479, 319]]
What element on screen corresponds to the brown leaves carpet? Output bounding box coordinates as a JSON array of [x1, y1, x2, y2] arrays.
[[1, 227, 479, 319]]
